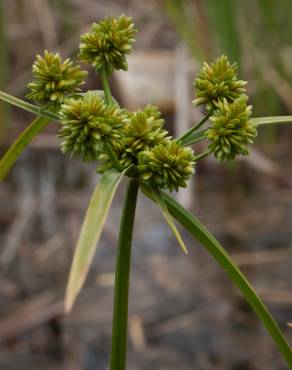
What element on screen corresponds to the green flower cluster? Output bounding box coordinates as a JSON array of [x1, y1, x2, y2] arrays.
[[27, 50, 87, 109], [79, 15, 137, 74], [193, 55, 246, 111], [58, 92, 126, 162], [58, 93, 194, 191], [206, 96, 257, 161], [192, 55, 257, 161], [138, 141, 195, 191], [119, 105, 169, 168]]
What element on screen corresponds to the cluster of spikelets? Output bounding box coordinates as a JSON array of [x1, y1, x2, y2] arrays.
[[193, 55, 257, 161], [26, 15, 195, 192], [119, 105, 170, 168], [79, 15, 137, 73], [207, 96, 256, 161], [58, 92, 195, 190], [138, 141, 195, 191], [27, 50, 87, 110], [58, 92, 126, 162]]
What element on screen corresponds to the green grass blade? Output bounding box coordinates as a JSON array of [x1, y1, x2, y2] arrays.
[[180, 116, 292, 147], [251, 116, 292, 126], [147, 186, 188, 254], [65, 169, 126, 313], [0, 116, 50, 181], [157, 191, 292, 367], [0, 91, 59, 121]]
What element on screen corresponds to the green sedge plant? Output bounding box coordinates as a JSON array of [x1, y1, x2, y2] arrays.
[[0, 15, 292, 370]]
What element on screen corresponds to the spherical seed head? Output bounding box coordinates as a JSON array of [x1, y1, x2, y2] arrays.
[[79, 15, 137, 74], [207, 96, 257, 161], [58, 92, 126, 162], [138, 140, 195, 192], [27, 50, 87, 109], [119, 105, 170, 168], [193, 55, 247, 111]]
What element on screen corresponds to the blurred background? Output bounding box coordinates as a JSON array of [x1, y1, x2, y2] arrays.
[[0, 1, 292, 369]]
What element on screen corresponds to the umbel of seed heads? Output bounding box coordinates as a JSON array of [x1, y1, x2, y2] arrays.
[[26, 15, 258, 191], [193, 55, 257, 161]]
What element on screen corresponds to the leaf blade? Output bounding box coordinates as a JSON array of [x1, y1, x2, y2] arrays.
[[251, 116, 292, 126], [180, 116, 292, 147], [0, 91, 59, 121], [158, 191, 292, 368], [65, 169, 126, 313], [0, 116, 50, 181], [144, 186, 188, 254]]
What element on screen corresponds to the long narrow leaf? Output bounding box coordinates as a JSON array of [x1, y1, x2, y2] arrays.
[[65, 169, 126, 313], [180, 116, 292, 147], [148, 186, 188, 254], [0, 91, 59, 121], [251, 116, 292, 126], [0, 116, 50, 181], [156, 191, 292, 367]]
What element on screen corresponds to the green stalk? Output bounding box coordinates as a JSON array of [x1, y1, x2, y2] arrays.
[[100, 68, 114, 106], [110, 179, 139, 370], [181, 128, 207, 147], [160, 192, 292, 367], [0, 116, 50, 181], [179, 112, 211, 143], [105, 142, 123, 171], [193, 148, 211, 161], [99, 70, 122, 171]]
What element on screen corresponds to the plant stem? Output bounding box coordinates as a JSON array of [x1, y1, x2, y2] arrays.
[[179, 112, 211, 143], [193, 148, 211, 161], [0, 116, 50, 181], [110, 179, 139, 370], [181, 128, 207, 147], [105, 142, 123, 171], [100, 68, 114, 105], [99, 70, 123, 171]]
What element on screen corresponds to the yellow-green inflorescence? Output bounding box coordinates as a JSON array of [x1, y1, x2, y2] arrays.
[[79, 15, 137, 74], [207, 96, 257, 161], [193, 55, 246, 111], [119, 105, 170, 168], [193, 55, 257, 161], [138, 141, 195, 192], [58, 92, 195, 191], [58, 92, 126, 162], [27, 50, 87, 109]]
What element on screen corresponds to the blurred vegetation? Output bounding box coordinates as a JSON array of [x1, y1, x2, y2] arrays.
[[165, 0, 292, 118], [0, 0, 9, 143]]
